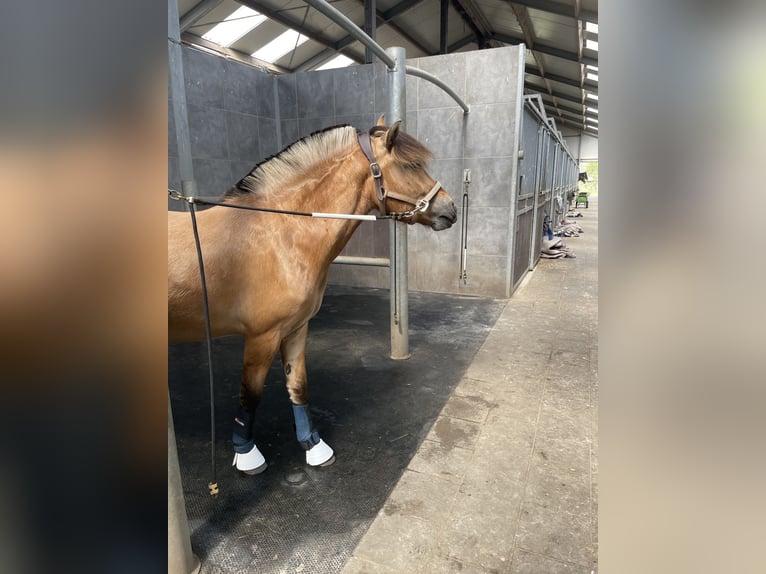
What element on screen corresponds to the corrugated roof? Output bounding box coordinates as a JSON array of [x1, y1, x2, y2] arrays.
[[178, 0, 598, 137]]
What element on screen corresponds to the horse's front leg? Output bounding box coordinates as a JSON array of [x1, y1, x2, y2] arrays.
[[231, 331, 280, 475], [281, 323, 335, 467]]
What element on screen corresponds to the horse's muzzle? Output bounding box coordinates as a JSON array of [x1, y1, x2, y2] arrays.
[[431, 199, 458, 231]]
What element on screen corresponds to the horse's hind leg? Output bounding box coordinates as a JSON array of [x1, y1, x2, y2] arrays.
[[280, 323, 335, 467], [231, 332, 280, 475]]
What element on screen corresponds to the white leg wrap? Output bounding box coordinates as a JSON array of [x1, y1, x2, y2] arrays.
[[305, 439, 335, 467], [232, 443, 267, 475]]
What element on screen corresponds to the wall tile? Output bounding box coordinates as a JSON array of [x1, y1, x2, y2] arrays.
[[191, 158, 234, 197], [183, 46, 225, 109], [464, 103, 516, 159], [223, 59, 263, 116], [277, 74, 298, 119], [465, 46, 519, 105], [418, 107, 466, 160], [334, 66, 374, 116], [187, 104, 228, 160], [225, 111, 260, 162], [463, 157, 514, 208], [296, 71, 335, 119], [416, 52, 467, 111]]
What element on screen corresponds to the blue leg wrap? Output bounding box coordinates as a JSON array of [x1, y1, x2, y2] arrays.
[[232, 408, 255, 454], [292, 403, 320, 451]]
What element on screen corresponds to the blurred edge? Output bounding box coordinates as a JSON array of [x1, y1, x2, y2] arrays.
[[0, 1, 167, 573], [602, 1, 766, 573]]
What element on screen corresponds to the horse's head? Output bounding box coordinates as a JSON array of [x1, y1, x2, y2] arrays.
[[366, 120, 457, 231]]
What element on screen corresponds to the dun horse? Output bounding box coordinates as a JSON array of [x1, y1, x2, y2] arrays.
[[168, 119, 457, 474]]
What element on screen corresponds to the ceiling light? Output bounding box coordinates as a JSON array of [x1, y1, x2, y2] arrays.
[[252, 29, 309, 63], [201, 6, 266, 47], [315, 54, 354, 71]]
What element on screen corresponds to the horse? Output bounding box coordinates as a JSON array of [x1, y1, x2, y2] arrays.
[[168, 119, 457, 474]]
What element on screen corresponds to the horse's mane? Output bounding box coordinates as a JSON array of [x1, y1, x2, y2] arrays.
[[224, 125, 358, 199], [224, 123, 433, 200]]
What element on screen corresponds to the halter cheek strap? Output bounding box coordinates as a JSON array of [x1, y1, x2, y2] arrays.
[[358, 131, 387, 215], [357, 132, 442, 220]]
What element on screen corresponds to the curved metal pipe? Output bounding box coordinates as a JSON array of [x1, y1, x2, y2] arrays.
[[302, 0, 395, 68], [405, 65, 470, 113]]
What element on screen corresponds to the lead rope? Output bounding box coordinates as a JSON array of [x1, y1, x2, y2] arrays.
[[188, 202, 219, 496]]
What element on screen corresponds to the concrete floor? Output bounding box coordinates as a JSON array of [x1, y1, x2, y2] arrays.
[[342, 197, 598, 574]]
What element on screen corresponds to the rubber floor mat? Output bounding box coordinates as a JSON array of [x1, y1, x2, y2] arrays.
[[169, 285, 505, 574]]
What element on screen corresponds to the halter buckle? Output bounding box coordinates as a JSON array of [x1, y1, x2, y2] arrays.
[[370, 162, 382, 179]]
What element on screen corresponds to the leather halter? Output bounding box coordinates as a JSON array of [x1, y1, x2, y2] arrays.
[[357, 132, 442, 220]]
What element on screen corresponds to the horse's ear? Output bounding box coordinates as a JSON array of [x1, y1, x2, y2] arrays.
[[384, 120, 401, 151], [376, 114, 386, 126]]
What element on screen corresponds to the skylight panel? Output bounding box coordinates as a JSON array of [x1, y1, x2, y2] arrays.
[[201, 6, 266, 47], [586, 72, 599, 82], [585, 39, 599, 51], [315, 54, 354, 71], [586, 22, 599, 34], [253, 29, 309, 63]]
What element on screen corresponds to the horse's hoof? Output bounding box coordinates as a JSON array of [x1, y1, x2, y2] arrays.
[[233, 444, 267, 475], [306, 439, 335, 467]]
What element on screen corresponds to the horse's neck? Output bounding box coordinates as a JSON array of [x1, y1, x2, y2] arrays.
[[242, 151, 376, 264]]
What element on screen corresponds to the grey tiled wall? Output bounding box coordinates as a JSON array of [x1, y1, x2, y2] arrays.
[[169, 46, 278, 207], [170, 44, 525, 298], [330, 46, 525, 298]]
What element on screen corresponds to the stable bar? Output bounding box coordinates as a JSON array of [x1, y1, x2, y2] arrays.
[[333, 256, 390, 267], [364, 0, 376, 63], [168, 3, 200, 570], [405, 66, 470, 113], [387, 46, 410, 360], [303, 0, 395, 68], [170, 0, 197, 199]]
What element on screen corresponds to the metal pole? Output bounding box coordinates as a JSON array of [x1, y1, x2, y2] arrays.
[[387, 46, 410, 360], [440, 0, 448, 54], [169, 0, 197, 199], [332, 256, 390, 267], [405, 66, 469, 113], [303, 0, 395, 68], [364, 0, 376, 64], [169, 392, 201, 574], [168, 2, 200, 571]]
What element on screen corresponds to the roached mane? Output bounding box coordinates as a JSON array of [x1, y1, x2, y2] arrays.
[[225, 125, 358, 199], [224, 123, 434, 200]]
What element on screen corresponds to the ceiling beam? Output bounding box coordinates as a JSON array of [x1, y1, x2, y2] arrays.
[[451, 0, 489, 48], [180, 0, 224, 33], [236, 1, 364, 68], [556, 115, 599, 136], [492, 32, 597, 66], [180, 33, 289, 74], [510, 3, 563, 119], [353, 0, 433, 55], [440, 0, 449, 54], [535, 92, 598, 119], [510, 0, 597, 23], [382, 0, 427, 21], [447, 34, 475, 52], [526, 65, 597, 94]]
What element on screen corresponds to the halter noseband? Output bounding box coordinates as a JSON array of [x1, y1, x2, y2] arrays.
[[357, 132, 442, 220]]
